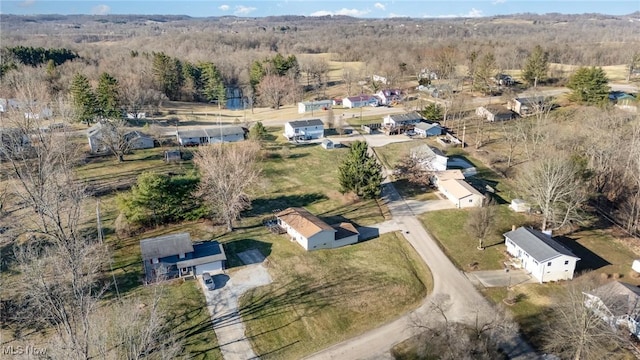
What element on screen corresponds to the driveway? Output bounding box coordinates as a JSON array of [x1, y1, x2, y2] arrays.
[[466, 269, 536, 288], [202, 263, 272, 360], [403, 199, 455, 215]]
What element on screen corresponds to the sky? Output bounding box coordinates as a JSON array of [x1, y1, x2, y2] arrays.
[[1, 0, 638, 18]]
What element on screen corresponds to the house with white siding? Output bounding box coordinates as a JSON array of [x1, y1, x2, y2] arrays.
[[438, 179, 484, 208], [176, 126, 246, 146], [276, 207, 359, 251], [375, 89, 402, 105], [414, 122, 443, 137], [584, 281, 640, 339], [343, 95, 378, 108], [284, 119, 325, 140], [475, 105, 516, 122], [383, 112, 423, 127], [298, 100, 332, 114], [504, 227, 580, 283], [411, 144, 448, 171]]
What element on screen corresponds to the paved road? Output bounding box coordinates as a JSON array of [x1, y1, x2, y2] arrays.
[[306, 164, 538, 360]]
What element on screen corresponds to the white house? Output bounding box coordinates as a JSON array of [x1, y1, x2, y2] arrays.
[[0, 98, 52, 119], [298, 100, 332, 114], [140, 233, 227, 283], [431, 169, 465, 187], [276, 207, 359, 251], [87, 122, 155, 153], [584, 281, 640, 339], [438, 179, 484, 208], [343, 95, 378, 109], [475, 105, 516, 122], [321, 138, 335, 149], [375, 89, 402, 105], [508, 96, 548, 116], [372, 74, 388, 84], [414, 122, 443, 137], [504, 227, 580, 283], [125, 131, 155, 150], [383, 112, 423, 128], [411, 144, 448, 172], [284, 119, 324, 140], [176, 126, 246, 146]]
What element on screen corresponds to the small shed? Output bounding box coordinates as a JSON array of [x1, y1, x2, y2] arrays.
[[164, 150, 181, 162], [509, 199, 531, 213], [321, 139, 335, 149]]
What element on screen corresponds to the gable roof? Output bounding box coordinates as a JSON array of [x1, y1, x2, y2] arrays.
[[177, 126, 245, 139], [287, 119, 324, 128], [434, 169, 465, 181], [300, 100, 332, 106], [276, 207, 335, 238], [412, 144, 446, 159], [388, 111, 423, 123], [585, 281, 640, 319], [177, 241, 227, 268], [515, 96, 547, 105], [438, 179, 483, 199], [483, 105, 513, 116], [332, 222, 359, 241], [346, 95, 376, 102], [140, 233, 194, 260], [414, 122, 442, 131], [504, 227, 579, 262]]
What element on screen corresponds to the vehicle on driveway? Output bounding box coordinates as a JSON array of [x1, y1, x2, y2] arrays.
[[202, 272, 215, 290]]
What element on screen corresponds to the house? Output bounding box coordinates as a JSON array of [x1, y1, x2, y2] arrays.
[[414, 122, 443, 137], [0, 128, 31, 157], [164, 149, 182, 162], [411, 144, 448, 171], [508, 96, 548, 116], [284, 119, 324, 140], [126, 112, 147, 119], [375, 89, 402, 105], [475, 105, 516, 122], [176, 126, 246, 146], [343, 95, 378, 108], [611, 93, 638, 113], [383, 112, 423, 128], [140, 233, 227, 283], [509, 199, 531, 213], [298, 100, 332, 114], [431, 169, 465, 187], [321, 138, 335, 149], [438, 179, 484, 208], [372, 74, 388, 84], [0, 98, 52, 119], [276, 207, 359, 251], [584, 281, 640, 338], [494, 74, 514, 86], [87, 122, 155, 153], [504, 227, 580, 283]]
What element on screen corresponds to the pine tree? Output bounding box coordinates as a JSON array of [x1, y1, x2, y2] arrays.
[[96, 72, 120, 118], [338, 141, 382, 199], [249, 121, 268, 141], [566, 67, 610, 106], [70, 73, 97, 126], [522, 45, 549, 87], [152, 52, 183, 100]]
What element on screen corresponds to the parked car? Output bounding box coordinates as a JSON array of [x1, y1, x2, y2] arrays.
[[202, 272, 215, 290]]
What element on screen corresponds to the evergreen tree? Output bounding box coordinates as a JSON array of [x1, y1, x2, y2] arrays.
[[338, 141, 382, 199], [522, 45, 549, 87], [249, 121, 268, 140], [70, 73, 97, 126], [420, 103, 443, 121], [566, 67, 610, 106], [200, 62, 223, 103], [473, 52, 496, 95], [96, 72, 121, 118], [152, 52, 183, 100]]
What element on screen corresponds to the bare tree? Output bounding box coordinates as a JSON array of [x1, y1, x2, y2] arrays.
[[394, 154, 432, 187], [193, 140, 262, 231], [92, 119, 136, 162], [257, 74, 296, 110], [501, 121, 522, 169], [516, 155, 588, 231], [465, 201, 496, 250], [324, 107, 335, 130], [542, 274, 631, 360]]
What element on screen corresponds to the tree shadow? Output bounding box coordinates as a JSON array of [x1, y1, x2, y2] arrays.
[[222, 239, 272, 269], [248, 193, 327, 216], [554, 235, 611, 272]]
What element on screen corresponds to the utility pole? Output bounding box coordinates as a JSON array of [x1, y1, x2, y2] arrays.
[[461, 123, 466, 148]]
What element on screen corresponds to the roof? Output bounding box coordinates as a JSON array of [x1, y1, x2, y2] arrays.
[[515, 96, 547, 105], [332, 222, 359, 241], [287, 119, 324, 128], [438, 179, 483, 199], [388, 111, 423, 123], [503, 227, 579, 262], [414, 122, 442, 131], [585, 281, 640, 319], [434, 169, 465, 181], [412, 144, 446, 159], [140, 233, 193, 260], [322, 138, 333, 145], [346, 95, 376, 102], [300, 100, 332, 106], [177, 126, 244, 139], [482, 105, 513, 116], [125, 130, 153, 141], [176, 241, 227, 268], [276, 207, 335, 238]]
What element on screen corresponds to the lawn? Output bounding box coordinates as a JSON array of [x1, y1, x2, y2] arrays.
[[419, 205, 527, 271], [239, 231, 432, 360]]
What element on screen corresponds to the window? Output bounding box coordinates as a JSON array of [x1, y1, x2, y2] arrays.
[[564, 260, 569, 265], [469, 199, 473, 203], [179, 253, 185, 259], [152, 258, 159, 264], [547, 262, 552, 266]]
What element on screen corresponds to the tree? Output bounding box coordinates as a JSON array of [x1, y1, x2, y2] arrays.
[[117, 171, 205, 228], [200, 62, 225, 105], [517, 156, 588, 231], [249, 121, 268, 141], [394, 154, 432, 187], [152, 52, 183, 100], [542, 274, 630, 360], [193, 141, 262, 231], [420, 102, 443, 121], [626, 52, 640, 82], [257, 74, 295, 109], [465, 202, 496, 250], [338, 141, 383, 199], [566, 67, 610, 106], [70, 73, 96, 126], [522, 45, 549, 87], [325, 107, 335, 130], [96, 72, 121, 118], [474, 52, 497, 95], [93, 119, 135, 162]]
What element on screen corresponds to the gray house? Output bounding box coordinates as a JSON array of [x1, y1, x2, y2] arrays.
[[176, 126, 246, 146], [140, 233, 227, 283], [87, 122, 154, 153], [383, 112, 423, 127], [475, 105, 516, 122], [414, 122, 443, 137], [508, 96, 548, 116], [584, 281, 640, 339]]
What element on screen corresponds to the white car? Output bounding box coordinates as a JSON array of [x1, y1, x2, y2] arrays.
[[202, 272, 215, 290]]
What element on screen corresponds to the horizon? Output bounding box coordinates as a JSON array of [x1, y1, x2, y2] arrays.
[[1, 1, 639, 19]]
